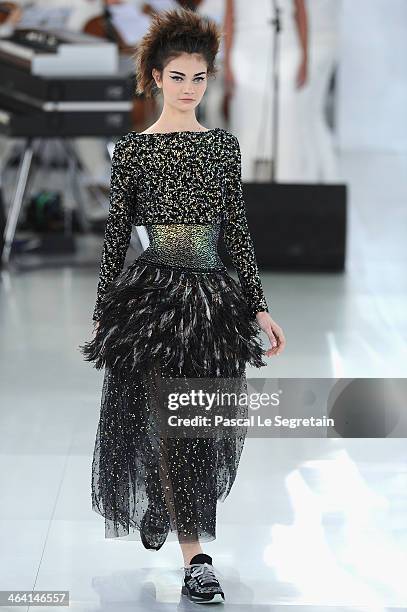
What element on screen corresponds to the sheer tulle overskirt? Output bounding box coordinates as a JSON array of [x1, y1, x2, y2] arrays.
[[79, 258, 266, 546]]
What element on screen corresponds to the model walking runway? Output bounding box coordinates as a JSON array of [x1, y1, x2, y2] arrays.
[[79, 128, 269, 548]]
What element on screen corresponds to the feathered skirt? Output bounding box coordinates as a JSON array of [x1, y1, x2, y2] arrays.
[[79, 254, 266, 547]]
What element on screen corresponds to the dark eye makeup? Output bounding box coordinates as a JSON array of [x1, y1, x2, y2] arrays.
[[171, 76, 206, 83]]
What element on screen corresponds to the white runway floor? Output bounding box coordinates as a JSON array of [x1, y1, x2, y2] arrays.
[[0, 150, 406, 610]]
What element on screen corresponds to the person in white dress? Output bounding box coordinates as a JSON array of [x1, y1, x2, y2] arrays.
[[223, 0, 307, 180], [299, 0, 342, 183], [224, 0, 341, 183], [195, 0, 227, 129], [275, 0, 341, 182]]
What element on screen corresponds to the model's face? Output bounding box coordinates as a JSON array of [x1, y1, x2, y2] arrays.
[[153, 53, 208, 110]]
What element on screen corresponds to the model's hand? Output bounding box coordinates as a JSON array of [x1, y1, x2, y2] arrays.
[[256, 311, 286, 357]]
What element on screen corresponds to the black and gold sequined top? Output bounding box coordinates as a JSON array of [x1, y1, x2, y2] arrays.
[[92, 127, 269, 322]]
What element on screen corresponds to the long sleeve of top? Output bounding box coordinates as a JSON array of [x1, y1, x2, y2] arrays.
[[223, 134, 269, 318], [92, 136, 137, 322], [91, 128, 269, 323]]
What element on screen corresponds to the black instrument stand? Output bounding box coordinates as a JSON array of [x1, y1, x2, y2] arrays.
[[1, 136, 144, 265], [269, 0, 282, 183]]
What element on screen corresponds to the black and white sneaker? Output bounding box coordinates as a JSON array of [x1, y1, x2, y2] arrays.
[[182, 553, 225, 604]]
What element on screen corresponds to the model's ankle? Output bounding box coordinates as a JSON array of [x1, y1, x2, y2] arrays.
[[183, 551, 204, 567]]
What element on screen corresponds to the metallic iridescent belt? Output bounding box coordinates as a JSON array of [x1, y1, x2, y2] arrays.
[[137, 223, 227, 271]]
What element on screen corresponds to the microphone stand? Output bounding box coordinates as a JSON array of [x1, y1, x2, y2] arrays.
[[269, 0, 281, 183]]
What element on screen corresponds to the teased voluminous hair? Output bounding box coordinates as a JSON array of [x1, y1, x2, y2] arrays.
[[133, 7, 222, 98]]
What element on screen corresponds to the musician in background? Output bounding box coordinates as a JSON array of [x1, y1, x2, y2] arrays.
[[51, 0, 177, 189], [0, 4, 22, 37], [0, 0, 204, 187], [0, 0, 111, 191]]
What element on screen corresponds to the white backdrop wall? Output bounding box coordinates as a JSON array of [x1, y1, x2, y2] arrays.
[[337, 0, 407, 152]]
